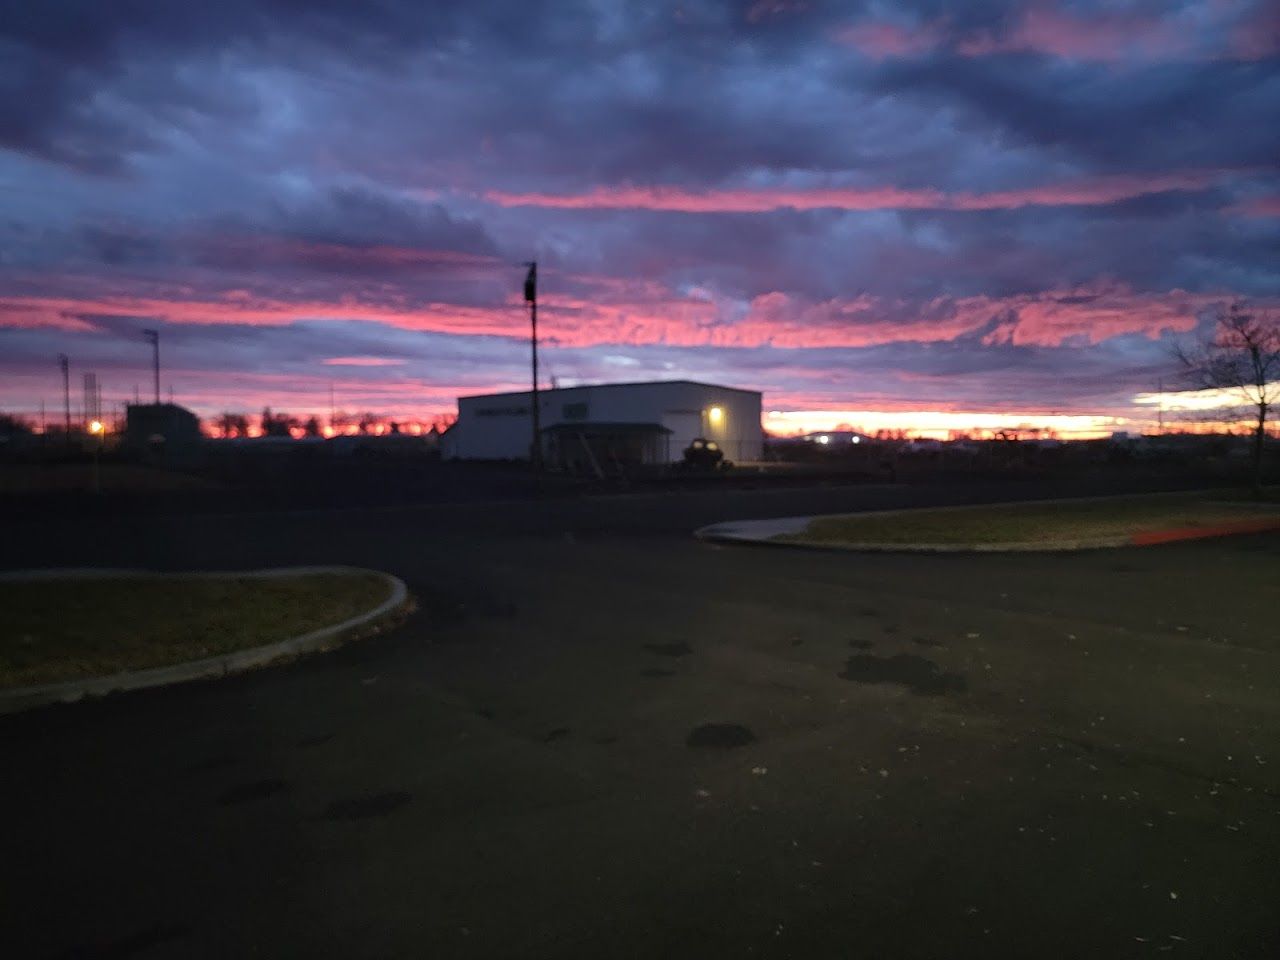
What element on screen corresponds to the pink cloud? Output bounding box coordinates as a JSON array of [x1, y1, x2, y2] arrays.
[[0, 274, 1233, 353], [974, 286, 1219, 347], [321, 356, 408, 366], [733, 286, 1220, 350], [833, 21, 945, 60], [0, 289, 529, 337], [1229, 5, 1280, 60], [1228, 195, 1280, 217], [484, 170, 1223, 214], [486, 183, 944, 213], [837, 3, 1270, 64], [958, 7, 1190, 62]]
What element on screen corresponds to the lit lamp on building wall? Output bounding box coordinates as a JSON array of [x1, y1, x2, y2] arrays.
[[707, 405, 724, 429]]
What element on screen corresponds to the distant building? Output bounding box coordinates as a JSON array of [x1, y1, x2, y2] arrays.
[[124, 403, 202, 456], [442, 380, 762, 468], [0, 414, 36, 457]]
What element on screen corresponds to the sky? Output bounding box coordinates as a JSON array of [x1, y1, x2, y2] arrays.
[[1, 0, 1278, 437]]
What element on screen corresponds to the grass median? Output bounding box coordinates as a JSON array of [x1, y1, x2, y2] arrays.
[[0, 572, 394, 690], [775, 490, 1280, 549]]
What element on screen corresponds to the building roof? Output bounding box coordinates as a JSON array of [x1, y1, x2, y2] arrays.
[[459, 379, 760, 402]]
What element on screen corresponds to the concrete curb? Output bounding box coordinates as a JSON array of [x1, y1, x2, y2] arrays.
[[0, 566, 410, 715], [694, 495, 1280, 554]]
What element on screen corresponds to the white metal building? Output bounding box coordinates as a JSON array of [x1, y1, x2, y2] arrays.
[[441, 380, 762, 467]]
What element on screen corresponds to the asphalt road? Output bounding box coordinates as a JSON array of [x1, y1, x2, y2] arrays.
[[3, 482, 1279, 959]]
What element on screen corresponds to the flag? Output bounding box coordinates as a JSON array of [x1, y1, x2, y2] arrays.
[[524, 262, 537, 302]]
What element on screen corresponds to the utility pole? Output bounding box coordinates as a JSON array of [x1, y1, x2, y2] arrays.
[[143, 328, 160, 404], [58, 353, 70, 439], [83, 372, 95, 429], [1157, 377, 1164, 435], [524, 261, 541, 472]]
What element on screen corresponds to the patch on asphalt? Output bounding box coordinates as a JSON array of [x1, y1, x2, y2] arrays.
[[641, 668, 676, 678], [839, 653, 966, 696], [217, 779, 290, 806], [644, 641, 692, 657], [686, 723, 757, 749], [543, 727, 571, 742], [297, 733, 335, 748], [55, 921, 193, 959], [849, 639, 875, 649], [911, 636, 943, 648], [185, 753, 237, 774], [323, 791, 413, 820]]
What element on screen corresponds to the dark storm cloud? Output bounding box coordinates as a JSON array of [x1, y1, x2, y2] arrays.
[[0, 0, 587, 172], [5, 0, 1276, 184], [0, 0, 931, 186], [870, 55, 1280, 172], [259, 186, 499, 256], [2, 182, 504, 293]]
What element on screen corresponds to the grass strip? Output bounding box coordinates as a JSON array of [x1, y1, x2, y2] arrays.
[[1, 572, 392, 689]]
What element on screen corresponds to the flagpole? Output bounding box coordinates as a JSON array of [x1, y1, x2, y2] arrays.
[[525, 261, 541, 472]]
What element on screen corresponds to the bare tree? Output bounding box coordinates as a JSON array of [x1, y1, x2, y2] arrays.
[[218, 412, 250, 438], [1176, 303, 1279, 494]]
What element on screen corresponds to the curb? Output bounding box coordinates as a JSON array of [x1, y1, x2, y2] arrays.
[[0, 566, 411, 716], [694, 497, 1280, 554]]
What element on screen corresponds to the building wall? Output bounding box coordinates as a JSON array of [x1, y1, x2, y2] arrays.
[[446, 381, 762, 463]]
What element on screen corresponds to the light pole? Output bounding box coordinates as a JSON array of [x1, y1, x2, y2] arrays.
[[143, 329, 160, 404], [524, 262, 541, 472], [58, 353, 70, 440]]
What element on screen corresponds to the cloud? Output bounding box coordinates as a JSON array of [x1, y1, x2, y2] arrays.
[[0, 0, 1276, 431], [0, 275, 1228, 352], [955, 7, 1193, 62], [1230, 195, 1280, 217], [321, 356, 408, 367], [870, 53, 1280, 173], [834, 19, 950, 60], [483, 170, 1228, 214], [835, 2, 1279, 64]]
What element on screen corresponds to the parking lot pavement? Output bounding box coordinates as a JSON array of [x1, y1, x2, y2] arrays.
[[2, 500, 1278, 958]]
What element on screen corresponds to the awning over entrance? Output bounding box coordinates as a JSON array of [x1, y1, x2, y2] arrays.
[[541, 422, 672, 476]]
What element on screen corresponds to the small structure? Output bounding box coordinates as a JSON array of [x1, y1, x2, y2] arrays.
[[442, 380, 762, 469], [0, 415, 35, 451], [123, 403, 202, 458]]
